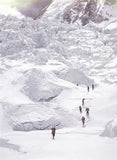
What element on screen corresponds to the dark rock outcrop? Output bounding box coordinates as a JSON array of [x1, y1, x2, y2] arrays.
[[63, 0, 109, 25]]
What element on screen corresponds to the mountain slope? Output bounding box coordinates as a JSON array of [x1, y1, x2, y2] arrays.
[[0, 0, 117, 134], [0, 1, 117, 160]]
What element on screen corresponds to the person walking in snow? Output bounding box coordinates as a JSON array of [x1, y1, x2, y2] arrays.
[[81, 116, 85, 126], [51, 127, 56, 140], [82, 98, 85, 106], [86, 107, 89, 117], [87, 86, 90, 92], [92, 84, 94, 90], [79, 106, 82, 113]]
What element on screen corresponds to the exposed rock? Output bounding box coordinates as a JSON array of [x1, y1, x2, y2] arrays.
[[63, 0, 109, 25]]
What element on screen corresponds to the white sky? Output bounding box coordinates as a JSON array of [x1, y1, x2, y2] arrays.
[[0, 0, 38, 7]]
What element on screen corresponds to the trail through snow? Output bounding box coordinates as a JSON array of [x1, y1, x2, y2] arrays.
[[0, 83, 117, 160]]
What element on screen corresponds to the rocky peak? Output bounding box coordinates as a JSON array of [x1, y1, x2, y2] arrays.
[[63, 0, 109, 25]]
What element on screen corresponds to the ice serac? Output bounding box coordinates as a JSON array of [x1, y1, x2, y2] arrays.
[[101, 117, 117, 137]]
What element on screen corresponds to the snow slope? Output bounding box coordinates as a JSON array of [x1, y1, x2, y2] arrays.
[[0, 0, 117, 131]]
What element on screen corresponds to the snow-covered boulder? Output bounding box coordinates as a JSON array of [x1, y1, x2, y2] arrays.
[[22, 69, 61, 102], [101, 117, 117, 137], [3, 103, 80, 131], [21, 68, 75, 102]]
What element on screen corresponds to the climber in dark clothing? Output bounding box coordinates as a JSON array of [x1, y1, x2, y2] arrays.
[[92, 84, 94, 90], [86, 107, 89, 117], [87, 86, 90, 92], [79, 106, 82, 113], [51, 127, 56, 140], [81, 116, 85, 126], [82, 98, 85, 106]]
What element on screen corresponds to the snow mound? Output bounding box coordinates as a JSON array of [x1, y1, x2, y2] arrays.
[[101, 117, 117, 137]]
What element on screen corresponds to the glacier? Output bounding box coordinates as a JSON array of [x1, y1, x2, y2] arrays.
[[0, 0, 117, 159]]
